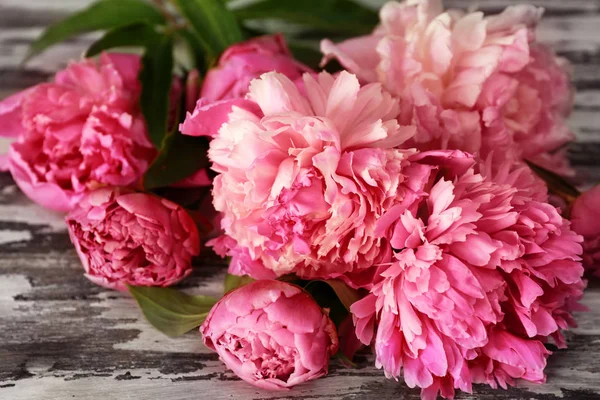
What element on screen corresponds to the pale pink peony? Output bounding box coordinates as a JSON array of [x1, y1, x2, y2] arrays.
[[0, 53, 157, 212], [321, 0, 574, 176], [184, 70, 425, 280], [570, 185, 600, 276], [351, 150, 585, 399], [201, 280, 338, 390], [66, 187, 200, 291]]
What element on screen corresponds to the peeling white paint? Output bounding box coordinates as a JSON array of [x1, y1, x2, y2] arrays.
[[0, 366, 380, 400], [0, 203, 66, 231], [0, 229, 32, 244], [0, 274, 31, 316]]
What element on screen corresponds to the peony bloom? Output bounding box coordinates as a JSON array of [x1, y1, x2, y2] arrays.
[[201, 34, 311, 102], [183, 70, 424, 280], [321, 0, 574, 176], [201, 280, 338, 390], [351, 150, 585, 399], [0, 53, 158, 212], [180, 35, 311, 139], [66, 187, 200, 291], [570, 185, 600, 276]]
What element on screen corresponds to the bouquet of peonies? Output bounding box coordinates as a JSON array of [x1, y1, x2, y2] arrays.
[[1, 0, 598, 398]]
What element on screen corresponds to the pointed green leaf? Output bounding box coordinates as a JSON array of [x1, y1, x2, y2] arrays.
[[176, 29, 207, 71], [26, 0, 165, 62], [139, 33, 174, 149], [288, 41, 323, 69], [232, 0, 378, 35], [143, 133, 210, 190], [173, 0, 243, 63], [224, 274, 255, 294], [85, 23, 159, 57], [128, 285, 218, 337]]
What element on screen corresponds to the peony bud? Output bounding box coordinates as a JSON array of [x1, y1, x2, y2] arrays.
[[66, 187, 200, 290], [201, 280, 339, 390], [200, 34, 310, 102]]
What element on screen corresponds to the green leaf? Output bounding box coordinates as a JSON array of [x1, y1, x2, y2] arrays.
[[173, 0, 244, 63], [139, 33, 175, 149], [176, 29, 207, 72], [288, 41, 323, 69], [128, 285, 218, 337], [26, 0, 165, 62], [233, 0, 378, 35], [175, 28, 207, 74], [224, 274, 255, 294], [143, 133, 210, 190], [85, 23, 159, 57]]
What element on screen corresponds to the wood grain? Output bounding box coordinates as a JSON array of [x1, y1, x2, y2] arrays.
[[0, 1, 599, 399]]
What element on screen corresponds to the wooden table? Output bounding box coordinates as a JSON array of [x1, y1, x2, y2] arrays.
[[1, 1, 599, 399]]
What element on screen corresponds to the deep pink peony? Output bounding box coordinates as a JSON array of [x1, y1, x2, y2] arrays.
[[184, 70, 426, 280], [570, 185, 600, 276], [201, 34, 311, 102], [181, 35, 311, 139], [321, 0, 574, 176], [0, 53, 157, 212], [66, 187, 200, 291], [201, 280, 338, 390], [351, 150, 585, 399]]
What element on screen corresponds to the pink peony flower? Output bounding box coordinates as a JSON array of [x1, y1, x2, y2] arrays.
[[201, 280, 338, 390], [321, 0, 574, 176], [570, 185, 600, 276], [66, 187, 200, 291], [180, 35, 311, 139], [201, 34, 310, 102], [0, 53, 156, 212], [351, 150, 585, 399], [184, 70, 424, 280]]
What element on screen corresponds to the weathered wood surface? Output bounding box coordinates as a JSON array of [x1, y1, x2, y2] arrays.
[[0, 1, 599, 399]]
